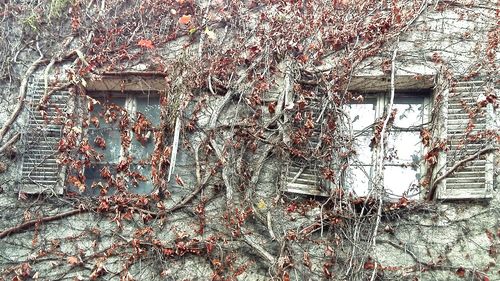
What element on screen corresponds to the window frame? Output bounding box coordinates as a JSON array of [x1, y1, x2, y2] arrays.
[[344, 90, 432, 199], [81, 90, 161, 195]]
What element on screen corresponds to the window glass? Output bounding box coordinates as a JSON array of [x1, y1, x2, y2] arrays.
[[345, 101, 376, 131], [346, 166, 372, 196], [83, 163, 114, 196], [386, 131, 421, 164], [129, 164, 153, 194], [345, 99, 377, 194], [392, 98, 425, 128], [80, 93, 159, 196], [383, 166, 420, 199], [136, 96, 161, 125], [352, 134, 372, 164], [91, 97, 127, 128], [342, 93, 428, 199], [131, 96, 160, 162], [88, 128, 121, 162]]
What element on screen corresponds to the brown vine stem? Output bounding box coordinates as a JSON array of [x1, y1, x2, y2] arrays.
[[0, 52, 45, 143], [427, 146, 498, 200], [0, 209, 87, 239], [0, 132, 20, 155]]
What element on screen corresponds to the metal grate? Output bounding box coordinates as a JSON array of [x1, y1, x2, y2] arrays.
[[19, 79, 70, 194]]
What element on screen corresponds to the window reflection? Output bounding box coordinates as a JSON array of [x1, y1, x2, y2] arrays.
[[345, 100, 376, 131]]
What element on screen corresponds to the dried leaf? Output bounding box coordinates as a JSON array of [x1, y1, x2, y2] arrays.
[[256, 199, 267, 210], [303, 251, 312, 269], [178, 14, 192, 25], [137, 39, 154, 49], [363, 259, 375, 270], [204, 27, 216, 40], [90, 116, 100, 128], [67, 256, 80, 266], [94, 136, 106, 149], [268, 101, 276, 115]]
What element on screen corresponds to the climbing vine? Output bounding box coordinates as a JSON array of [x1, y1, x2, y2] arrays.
[[0, 0, 498, 280]]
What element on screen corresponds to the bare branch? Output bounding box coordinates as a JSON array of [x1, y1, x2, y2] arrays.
[[0, 56, 45, 143], [427, 147, 498, 200]]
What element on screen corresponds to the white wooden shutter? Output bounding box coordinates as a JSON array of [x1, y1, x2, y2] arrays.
[[19, 79, 70, 194], [283, 94, 329, 196], [437, 80, 494, 199]]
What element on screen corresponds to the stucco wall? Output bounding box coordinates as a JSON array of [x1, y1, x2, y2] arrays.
[[0, 0, 499, 280]]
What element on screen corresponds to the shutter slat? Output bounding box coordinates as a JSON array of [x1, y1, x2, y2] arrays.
[[19, 79, 70, 194], [283, 95, 328, 196], [437, 80, 493, 200]]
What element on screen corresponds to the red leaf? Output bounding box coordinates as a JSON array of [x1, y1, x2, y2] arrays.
[[94, 136, 106, 149], [303, 251, 312, 269], [456, 267, 465, 277], [364, 260, 375, 270], [90, 116, 100, 128], [178, 14, 192, 24], [286, 202, 297, 213], [100, 166, 112, 179], [137, 39, 154, 49], [206, 241, 214, 254], [304, 117, 314, 129], [268, 101, 276, 115], [67, 256, 80, 266]]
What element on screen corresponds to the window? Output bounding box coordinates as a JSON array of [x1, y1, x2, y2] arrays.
[[281, 89, 431, 199], [82, 92, 160, 195], [18, 75, 167, 195], [344, 91, 430, 198]]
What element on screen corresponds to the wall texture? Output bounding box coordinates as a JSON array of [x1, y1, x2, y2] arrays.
[[0, 0, 498, 280]]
